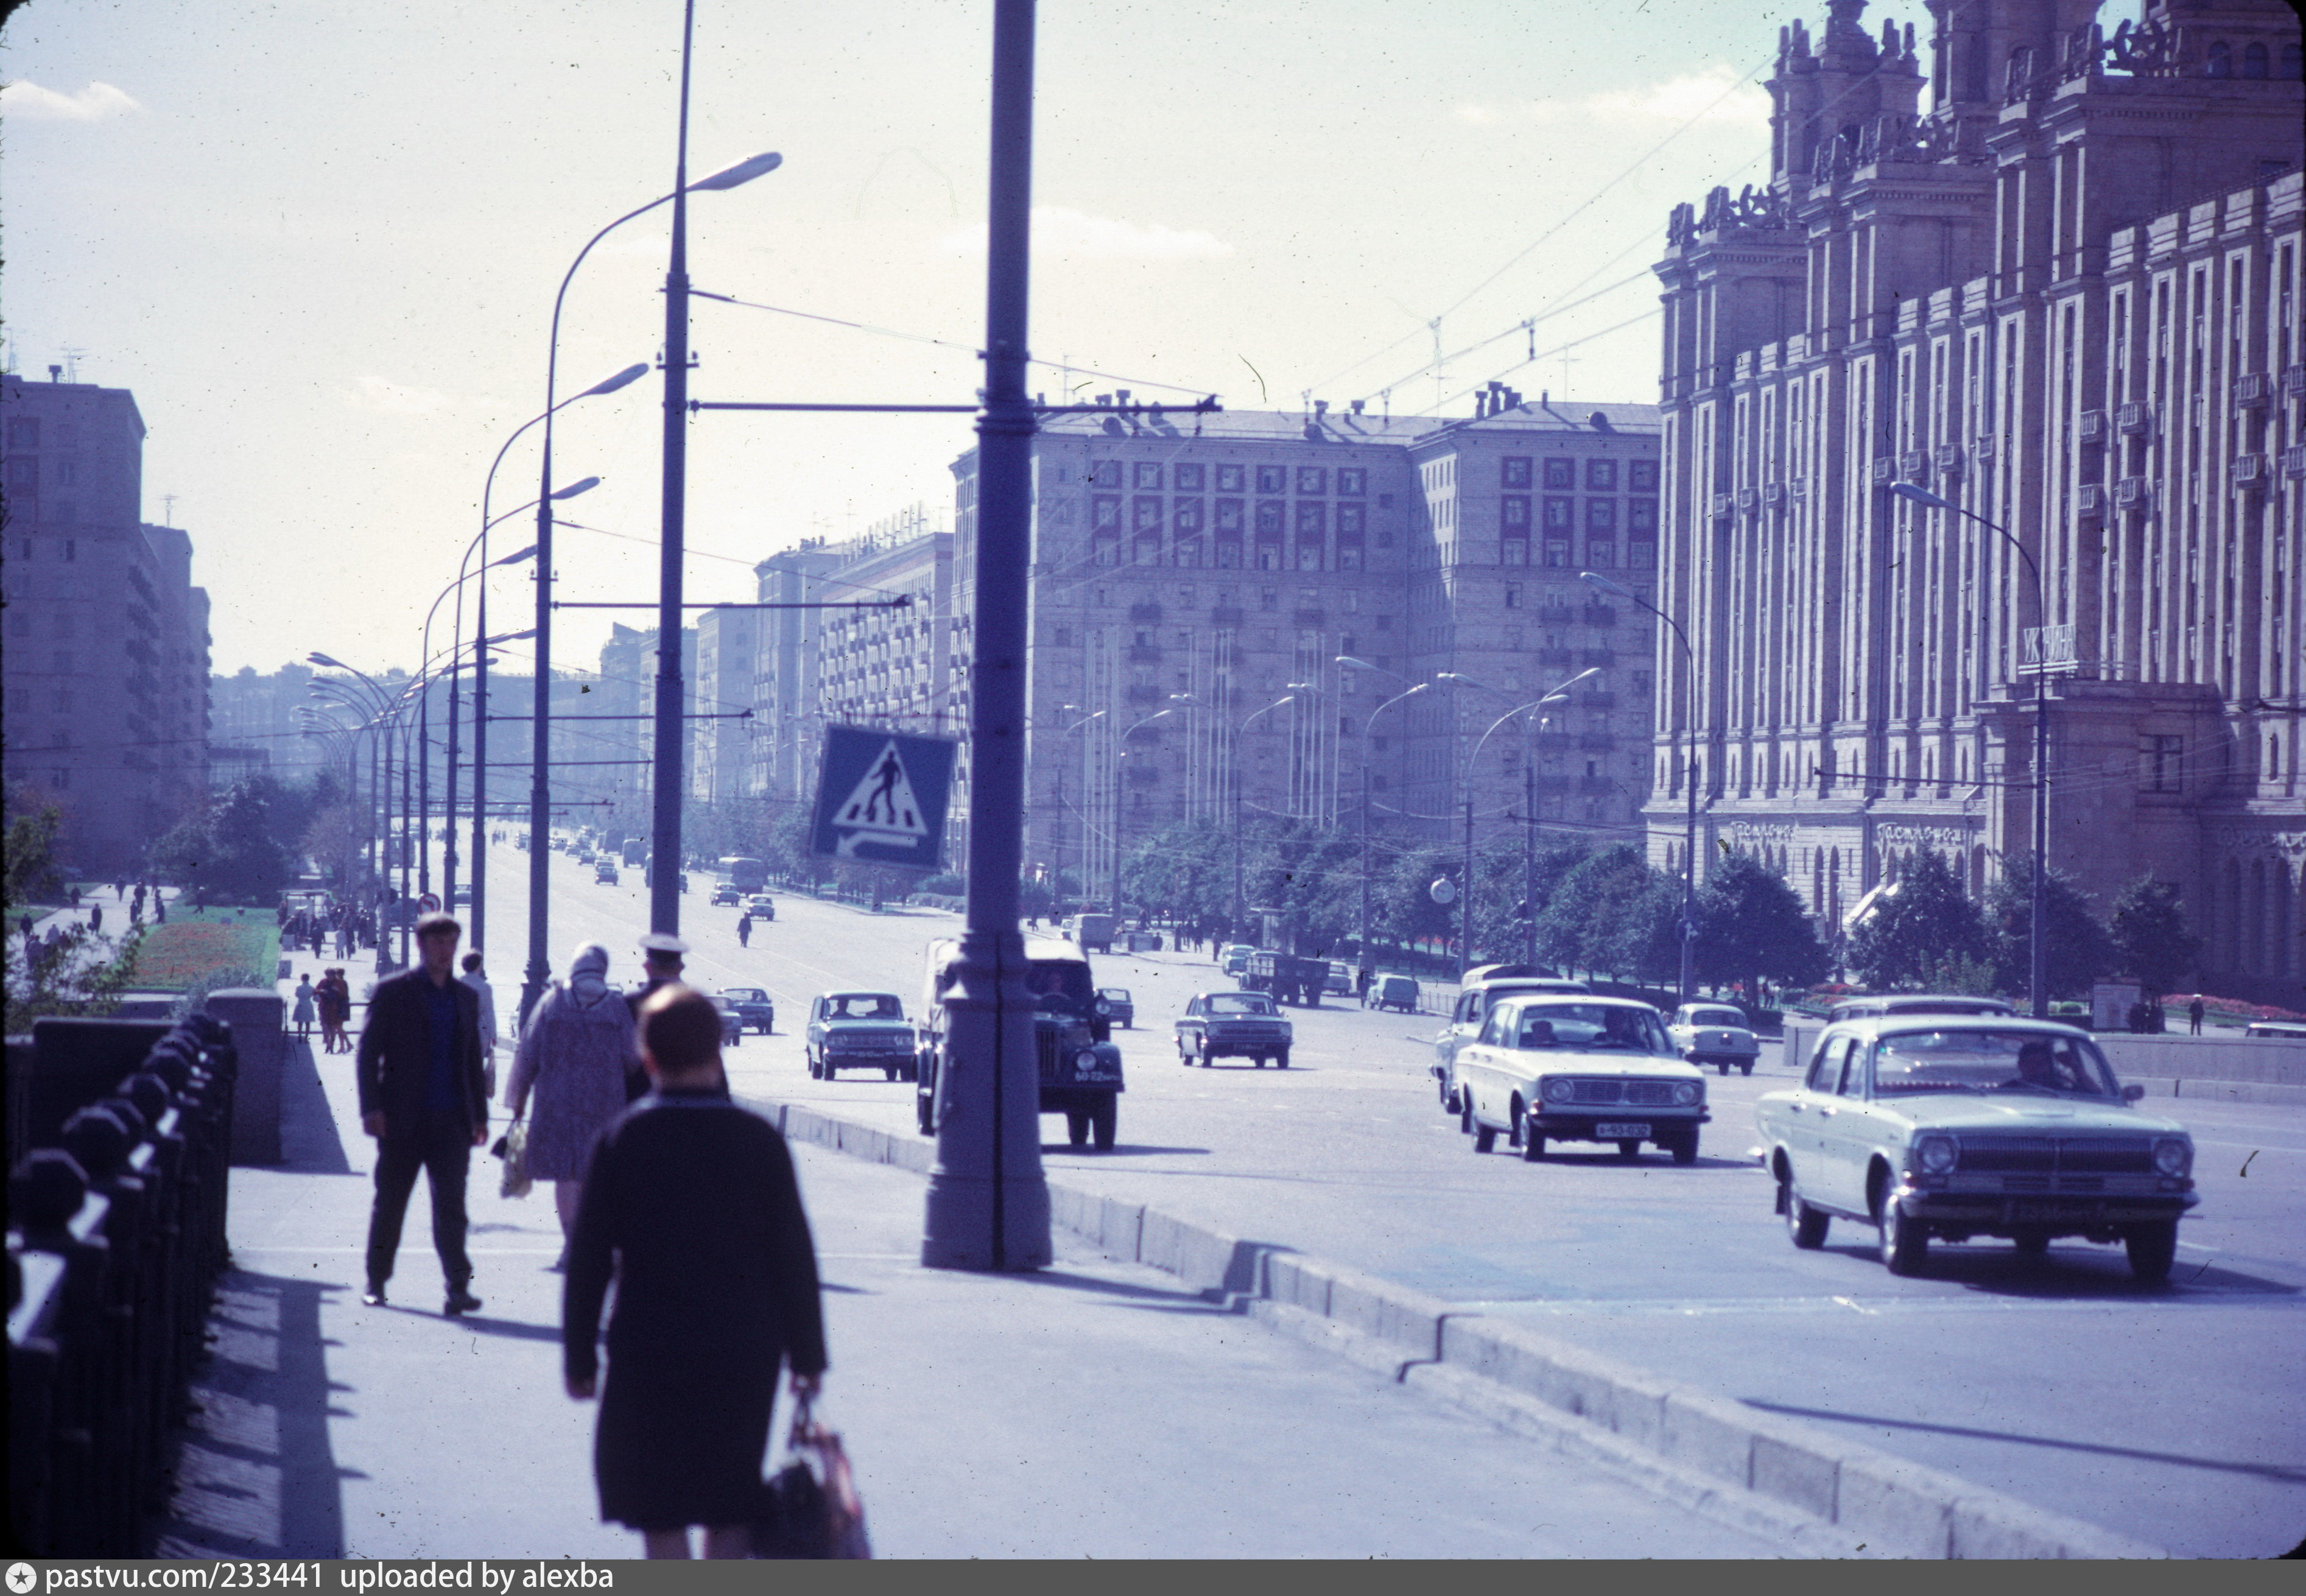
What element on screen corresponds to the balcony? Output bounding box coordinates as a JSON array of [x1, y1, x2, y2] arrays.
[[2114, 476, 2151, 507], [1869, 458, 1895, 484], [2234, 454, 2267, 485], [1972, 434, 1997, 461], [2234, 372, 2271, 407], [1578, 733, 1617, 751], [2283, 445, 2306, 479], [1735, 487, 1759, 511], [1709, 493, 1734, 520], [2283, 365, 2306, 398], [2077, 410, 2107, 443], [2117, 402, 2153, 434], [1292, 608, 1325, 628], [1536, 606, 1575, 626], [1900, 450, 1927, 479], [1128, 601, 1164, 622], [1127, 645, 1164, 664], [1210, 605, 1245, 627], [1935, 443, 1966, 473], [1125, 684, 1164, 706], [2076, 483, 2105, 516], [1762, 483, 1785, 506], [1582, 605, 1617, 628]]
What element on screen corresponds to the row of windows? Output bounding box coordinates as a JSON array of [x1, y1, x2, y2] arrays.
[[1502, 496, 1661, 535], [1094, 496, 1377, 537], [1092, 462, 1373, 496], [1499, 457, 1659, 493], [1092, 541, 1369, 572]]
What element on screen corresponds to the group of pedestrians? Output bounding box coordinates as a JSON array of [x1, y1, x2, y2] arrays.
[[354, 916, 824, 1559], [292, 968, 356, 1051]]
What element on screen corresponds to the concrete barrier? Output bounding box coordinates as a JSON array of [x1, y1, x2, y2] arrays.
[[1785, 1017, 2306, 1095], [759, 1092, 2165, 1558], [205, 990, 284, 1165]]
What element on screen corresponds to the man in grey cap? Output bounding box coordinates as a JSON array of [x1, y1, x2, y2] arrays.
[[622, 933, 689, 1100]]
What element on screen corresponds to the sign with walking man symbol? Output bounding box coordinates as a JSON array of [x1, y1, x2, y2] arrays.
[[809, 725, 959, 870]]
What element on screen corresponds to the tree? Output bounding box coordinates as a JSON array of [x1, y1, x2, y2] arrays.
[[5, 803, 146, 1032], [5, 803, 68, 906], [1844, 849, 1991, 991], [1986, 852, 2118, 1000], [2109, 874, 2202, 1000], [1534, 844, 1666, 977], [1694, 852, 1830, 999]]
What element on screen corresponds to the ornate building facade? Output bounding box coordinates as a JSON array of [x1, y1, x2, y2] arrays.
[[1653, 0, 2304, 1001]]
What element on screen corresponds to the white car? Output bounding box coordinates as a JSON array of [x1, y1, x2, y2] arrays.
[[1753, 1016, 2198, 1280], [1668, 1002, 1762, 1075], [1431, 974, 1592, 1115], [1454, 995, 1707, 1164]]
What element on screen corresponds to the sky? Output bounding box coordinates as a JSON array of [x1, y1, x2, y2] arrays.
[[3, 0, 1963, 678]]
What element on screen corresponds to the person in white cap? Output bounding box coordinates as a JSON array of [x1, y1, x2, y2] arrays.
[[623, 934, 690, 1100]]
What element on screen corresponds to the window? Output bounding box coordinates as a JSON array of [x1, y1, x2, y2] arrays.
[[1338, 544, 1363, 570], [1217, 464, 1246, 493], [2144, 734, 2184, 792], [2206, 39, 2230, 77], [1586, 538, 1617, 568], [1175, 462, 1206, 491], [2243, 41, 2268, 77], [1092, 495, 1122, 531], [1501, 494, 1531, 530], [62, 538, 75, 560], [1377, 493, 1394, 508], [1133, 496, 1162, 532], [1255, 500, 1285, 535], [1629, 459, 1659, 493], [1296, 466, 1326, 495], [1256, 465, 1286, 494], [1052, 627, 1072, 647], [1338, 468, 1366, 495], [1502, 540, 1528, 564], [1337, 502, 1366, 535], [1500, 456, 1532, 489], [1543, 540, 1570, 569], [1214, 498, 1245, 533], [1586, 499, 1617, 533], [1095, 541, 1119, 566], [1133, 462, 1163, 490], [1295, 501, 1326, 536], [1259, 589, 1279, 611], [1629, 540, 1656, 569], [1586, 459, 1618, 491], [1542, 496, 1574, 532], [1542, 459, 1575, 491], [1504, 585, 1521, 610], [1628, 498, 1658, 533], [1091, 461, 1122, 488], [1174, 498, 1204, 533]]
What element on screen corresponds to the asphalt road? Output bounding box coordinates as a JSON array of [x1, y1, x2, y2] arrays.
[[469, 840, 2306, 1558]]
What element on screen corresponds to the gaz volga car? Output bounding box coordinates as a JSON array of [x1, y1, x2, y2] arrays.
[[1754, 1017, 2198, 1281], [806, 991, 915, 1081], [1454, 996, 1707, 1163], [1174, 990, 1293, 1068], [1668, 1002, 1762, 1075]]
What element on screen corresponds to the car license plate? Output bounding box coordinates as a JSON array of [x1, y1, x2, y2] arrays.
[[1595, 1122, 1650, 1139], [2010, 1201, 2073, 1221]]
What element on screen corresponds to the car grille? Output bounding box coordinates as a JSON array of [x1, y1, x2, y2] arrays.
[[1955, 1136, 2151, 1175], [1564, 1079, 1678, 1106], [1038, 1026, 1062, 1085], [829, 1033, 910, 1053]]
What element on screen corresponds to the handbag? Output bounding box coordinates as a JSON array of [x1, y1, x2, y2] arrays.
[[751, 1394, 870, 1559], [492, 1115, 532, 1200]]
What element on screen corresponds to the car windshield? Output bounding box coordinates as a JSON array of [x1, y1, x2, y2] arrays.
[[723, 988, 766, 1002], [1207, 993, 1277, 1016], [1099, 988, 1131, 1001], [1872, 1029, 2119, 1097], [1510, 1003, 1673, 1055], [1686, 1007, 1746, 1027], [1024, 960, 1097, 1007], [829, 994, 903, 1020]]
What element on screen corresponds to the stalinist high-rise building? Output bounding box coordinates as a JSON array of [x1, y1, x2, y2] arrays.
[[1652, 0, 2304, 1002]]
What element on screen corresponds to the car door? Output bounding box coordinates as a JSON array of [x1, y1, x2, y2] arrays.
[[1812, 1038, 1877, 1214], [1777, 1033, 1846, 1193], [1176, 997, 1203, 1057], [1460, 1007, 1510, 1127]]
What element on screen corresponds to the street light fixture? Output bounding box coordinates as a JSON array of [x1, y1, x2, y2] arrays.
[[1458, 669, 1599, 979], [1892, 479, 2052, 1016], [1337, 659, 1427, 975], [1582, 568, 1701, 1001]]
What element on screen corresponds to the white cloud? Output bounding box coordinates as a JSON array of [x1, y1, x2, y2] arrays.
[[345, 374, 455, 416], [1458, 67, 1768, 133], [940, 206, 1233, 262], [0, 80, 145, 122]]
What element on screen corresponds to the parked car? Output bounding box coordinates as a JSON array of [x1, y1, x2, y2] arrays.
[[1365, 973, 1419, 1013], [1175, 990, 1293, 1068], [1455, 996, 1707, 1163], [806, 992, 915, 1080], [1431, 974, 1594, 1116], [1754, 1016, 2197, 1280], [594, 862, 619, 885], [720, 986, 776, 1034], [745, 893, 778, 921], [709, 993, 743, 1049], [917, 933, 1125, 1149], [1325, 961, 1354, 996], [1826, 993, 2016, 1022], [1220, 944, 1256, 977], [1097, 987, 1134, 1028], [1066, 912, 1116, 954], [1668, 1002, 1762, 1075], [711, 882, 743, 906]]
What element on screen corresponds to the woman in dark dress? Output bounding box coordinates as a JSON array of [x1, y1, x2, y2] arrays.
[[562, 985, 828, 1559]]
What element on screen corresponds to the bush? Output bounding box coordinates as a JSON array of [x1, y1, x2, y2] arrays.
[[177, 968, 275, 1022]]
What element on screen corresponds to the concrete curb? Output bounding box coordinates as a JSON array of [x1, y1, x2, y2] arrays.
[[757, 1095, 2168, 1560], [2123, 1075, 2306, 1108]]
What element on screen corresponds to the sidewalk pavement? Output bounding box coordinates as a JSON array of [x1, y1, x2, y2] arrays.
[[153, 1025, 1797, 1558]]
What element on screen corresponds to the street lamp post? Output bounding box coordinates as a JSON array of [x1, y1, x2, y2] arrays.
[[1338, 656, 1424, 971], [1582, 570, 1700, 1001], [1893, 480, 2051, 1017], [1111, 706, 1181, 918], [1457, 669, 1598, 978], [1050, 706, 1103, 922], [1229, 691, 1304, 942]]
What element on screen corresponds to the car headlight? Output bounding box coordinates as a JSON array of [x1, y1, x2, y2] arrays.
[[1672, 1082, 1700, 1106], [1074, 1050, 1100, 1077], [1542, 1078, 1574, 1103], [2153, 1137, 2192, 1176], [1916, 1135, 1958, 1175]]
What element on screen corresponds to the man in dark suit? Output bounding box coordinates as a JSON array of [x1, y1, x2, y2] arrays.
[[357, 911, 490, 1314]]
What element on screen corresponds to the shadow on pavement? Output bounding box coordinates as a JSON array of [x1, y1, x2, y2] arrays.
[[278, 1037, 354, 1175], [1742, 1399, 2306, 1483], [153, 1272, 354, 1558], [1038, 1143, 1212, 1157], [1809, 1239, 2301, 1300]]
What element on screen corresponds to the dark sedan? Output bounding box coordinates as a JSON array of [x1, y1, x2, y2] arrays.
[[720, 986, 776, 1034]]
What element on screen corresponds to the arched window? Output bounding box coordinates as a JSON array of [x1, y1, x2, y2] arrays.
[[2243, 41, 2268, 79], [2206, 40, 2232, 78]]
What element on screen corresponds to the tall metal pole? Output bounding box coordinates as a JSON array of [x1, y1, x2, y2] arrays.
[[398, 708, 413, 966], [649, 0, 698, 939], [1682, 659, 1698, 1002], [1524, 750, 1538, 968], [471, 580, 490, 952], [443, 647, 462, 913], [923, 0, 1050, 1272], [2031, 670, 2048, 1018], [417, 678, 431, 904]]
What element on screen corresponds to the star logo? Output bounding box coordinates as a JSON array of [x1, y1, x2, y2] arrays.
[[7, 1563, 39, 1594]]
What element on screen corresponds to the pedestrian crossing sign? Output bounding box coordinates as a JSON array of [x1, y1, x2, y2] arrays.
[[809, 725, 959, 870]]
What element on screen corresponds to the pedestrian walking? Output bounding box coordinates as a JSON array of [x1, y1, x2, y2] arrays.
[[461, 951, 502, 1099], [737, 912, 751, 949], [292, 976, 318, 1041], [153, 890, 164, 924], [624, 934, 689, 1101], [356, 912, 489, 1315], [89, 903, 102, 934], [563, 984, 827, 1559], [318, 968, 353, 1053], [506, 943, 639, 1251], [2188, 996, 2206, 1035]]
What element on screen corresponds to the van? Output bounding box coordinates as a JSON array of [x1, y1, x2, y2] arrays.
[[1431, 974, 1594, 1114], [1826, 993, 2017, 1022], [916, 933, 1127, 1150]]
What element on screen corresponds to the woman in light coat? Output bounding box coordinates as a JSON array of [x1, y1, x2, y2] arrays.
[[290, 976, 317, 1040], [507, 943, 644, 1250]]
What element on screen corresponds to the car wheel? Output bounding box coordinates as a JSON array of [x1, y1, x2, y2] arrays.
[[2012, 1231, 2050, 1258], [1615, 1139, 1642, 1159], [1879, 1198, 1929, 1276], [916, 1094, 935, 1136], [806, 1052, 821, 1080], [1254, 1056, 1266, 1069], [1519, 1105, 1545, 1162], [1668, 1126, 1699, 1165], [1065, 1109, 1089, 1148], [884, 1066, 897, 1081], [1090, 1097, 1117, 1152], [1275, 1050, 1290, 1069], [1458, 1091, 1473, 1136], [2125, 1222, 2178, 1284], [1740, 1062, 1754, 1076], [1472, 1120, 1497, 1155], [728, 1033, 741, 1049], [1717, 1060, 1731, 1076], [1784, 1178, 1829, 1249]]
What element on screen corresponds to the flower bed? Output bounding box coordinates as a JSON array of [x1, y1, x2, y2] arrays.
[[2163, 993, 2306, 1025], [128, 914, 283, 993]]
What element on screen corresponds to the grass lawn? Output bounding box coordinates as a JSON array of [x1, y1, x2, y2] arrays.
[[128, 909, 283, 993]]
